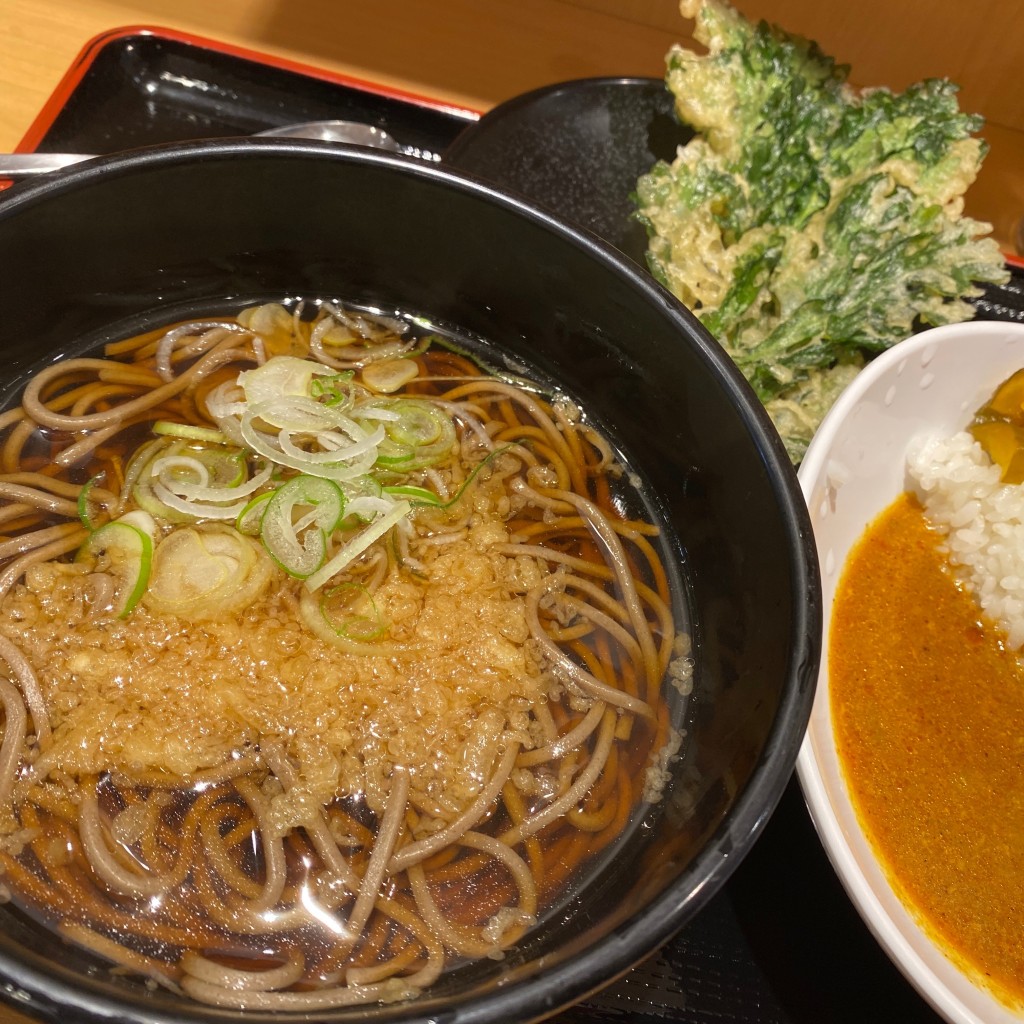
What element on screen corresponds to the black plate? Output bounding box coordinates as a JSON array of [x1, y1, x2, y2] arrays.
[[444, 76, 1024, 321], [445, 77, 689, 267], [12, 31, 956, 1024]]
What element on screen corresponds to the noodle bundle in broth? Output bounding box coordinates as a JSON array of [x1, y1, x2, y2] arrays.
[[0, 300, 686, 1008]]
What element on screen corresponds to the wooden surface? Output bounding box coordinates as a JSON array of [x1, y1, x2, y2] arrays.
[[0, 1, 1020, 1021]]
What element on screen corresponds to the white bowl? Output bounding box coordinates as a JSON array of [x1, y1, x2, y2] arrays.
[[797, 319, 1024, 1024]]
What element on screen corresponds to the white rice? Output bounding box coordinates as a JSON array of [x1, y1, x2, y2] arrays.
[[908, 431, 1024, 649]]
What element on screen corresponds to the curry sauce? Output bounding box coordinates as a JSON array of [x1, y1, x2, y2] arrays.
[[831, 492, 1024, 1008]]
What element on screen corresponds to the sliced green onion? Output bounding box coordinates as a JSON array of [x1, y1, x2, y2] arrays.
[[305, 500, 411, 592], [260, 475, 345, 578], [145, 525, 274, 621], [153, 421, 230, 444], [310, 371, 357, 407], [75, 518, 154, 618], [375, 450, 416, 469], [77, 475, 104, 531], [344, 495, 397, 523], [240, 413, 378, 483], [425, 333, 543, 392], [297, 587, 417, 655], [366, 398, 456, 471], [236, 490, 273, 536], [389, 404, 442, 446], [150, 482, 250, 521], [132, 479, 194, 524], [117, 509, 159, 545], [276, 421, 384, 466], [122, 436, 168, 510], [237, 355, 335, 409], [191, 448, 247, 488], [250, 395, 346, 432], [132, 442, 194, 524], [380, 484, 440, 504], [135, 435, 274, 521], [152, 455, 210, 487], [381, 446, 511, 509], [345, 474, 384, 500], [152, 453, 271, 503], [320, 581, 386, 641]]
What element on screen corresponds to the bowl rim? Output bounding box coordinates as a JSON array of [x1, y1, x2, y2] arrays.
[[443, 73, 670, 158], [0, 138, 821, 1023], [796, 320, 1024, 1024]]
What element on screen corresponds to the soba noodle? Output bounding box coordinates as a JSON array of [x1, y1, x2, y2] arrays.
[[0, 300, 684, 1007]]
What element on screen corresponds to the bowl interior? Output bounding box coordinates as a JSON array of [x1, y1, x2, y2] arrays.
[[797, 320, 1024, 1024], [0, 141, 818, 1024], [444, 77, 691, 265]]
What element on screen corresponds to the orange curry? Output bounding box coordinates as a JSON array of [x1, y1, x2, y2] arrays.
[[830, 492, 1024, 1008]]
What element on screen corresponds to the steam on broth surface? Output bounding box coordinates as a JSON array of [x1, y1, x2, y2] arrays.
[[0, 300, 686, 1008]]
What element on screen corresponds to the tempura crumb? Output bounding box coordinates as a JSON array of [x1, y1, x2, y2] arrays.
[[642, 726, 685, 803]]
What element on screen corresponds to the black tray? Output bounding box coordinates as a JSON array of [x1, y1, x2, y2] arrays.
[[14, 26, 954, 1024]]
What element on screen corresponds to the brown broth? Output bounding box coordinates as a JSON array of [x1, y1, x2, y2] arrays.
[[0, 302, 689, 1003], [830, 492, 1024, 1008]]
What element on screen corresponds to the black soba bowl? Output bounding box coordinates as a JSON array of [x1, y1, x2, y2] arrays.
[[0, 141, 819, 1024]]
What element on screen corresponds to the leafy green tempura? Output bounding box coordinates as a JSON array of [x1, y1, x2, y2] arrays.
[[634, 0, 1010, 462]]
